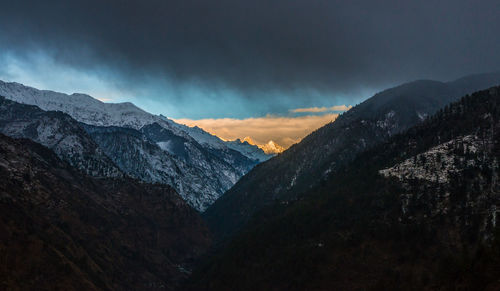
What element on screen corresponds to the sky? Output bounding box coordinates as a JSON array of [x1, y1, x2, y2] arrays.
[[175, 113, 341, 149], [0, 0, 499, 148]]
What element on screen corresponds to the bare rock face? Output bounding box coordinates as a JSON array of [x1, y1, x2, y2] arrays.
[[0, 133, 211, 290]]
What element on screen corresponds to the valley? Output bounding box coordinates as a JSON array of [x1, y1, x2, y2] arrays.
[[0, 75, 499, 290]]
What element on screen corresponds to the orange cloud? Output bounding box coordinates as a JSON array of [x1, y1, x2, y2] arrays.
[[174, 113, 339, 149], [291, 105, 352, 113]]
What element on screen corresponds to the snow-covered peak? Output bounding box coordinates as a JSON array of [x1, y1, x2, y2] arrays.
[[242, 136, 254, 144], [164, 117, 274, 162], [226, 138, 273, 162], [260, 140, 285, 154], [0, 79, 268, 211], [163, 116, 228, 150], [0, 79, 272, 162], [0, 80, 192, 137]]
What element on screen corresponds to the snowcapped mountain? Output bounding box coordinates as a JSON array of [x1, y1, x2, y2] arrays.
[[163, 115, 274, 162], [236, 136, 284, 155], [226, 138, 272, 162], [82, 123, 245, 210], [0, 96, 123, 178], [0, 80, 260, 211], [259, 140, 285, 154], [0, 80, 268, 161], [0, 81, 160, 129], [163, 116, 227, 149]]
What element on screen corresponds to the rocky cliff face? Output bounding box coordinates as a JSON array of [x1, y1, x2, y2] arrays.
[[0, 133, 211, 290]]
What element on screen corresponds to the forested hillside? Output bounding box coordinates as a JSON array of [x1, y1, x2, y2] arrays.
[[188, 87, 500, 290], [204, 73, 500, 242], [0, 134, 211, 290]]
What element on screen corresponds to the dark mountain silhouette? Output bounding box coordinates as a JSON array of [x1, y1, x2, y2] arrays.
[[188, 86, 500, 290], [204, 72, 500, 242], [0, 134, 211, 290]]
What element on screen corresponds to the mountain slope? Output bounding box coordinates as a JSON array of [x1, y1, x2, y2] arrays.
[[0, 80, 264, 162], [0, 133, 211, 290], [188, 86, 500, 290], [0, 80, 171, 130], [0, 96, 122, 178], [147, 122, 259, 174], [225, 138, 271, 162], [0, 80, 259, 211], [82, 123, 248, 211], [205, 72, 500, 241], [162, 116, 273, 162]]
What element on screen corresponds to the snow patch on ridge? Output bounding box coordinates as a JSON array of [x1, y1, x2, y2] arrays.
[[379, 135, 489, 184]]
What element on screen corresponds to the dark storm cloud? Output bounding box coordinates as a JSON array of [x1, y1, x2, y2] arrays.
[[1, 0, 500, 97]]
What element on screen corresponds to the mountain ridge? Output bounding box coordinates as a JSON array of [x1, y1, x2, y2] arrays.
[[0, 80, 261, 211], [188, 86, 500, 290], [0, 80, 266, 162], [204, 72, 500, 241], [0, 96, 123, 178], [0, 133, 211, 290]]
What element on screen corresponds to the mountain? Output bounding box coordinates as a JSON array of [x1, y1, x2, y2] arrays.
[[0, 96, 122, 178], [156, 120, 262, 171], [228, 136, 283, 156], [164, 117, 228, 150], [0, 80, 259, 211], [0, 80, 264, 162], [165, 116, 274, 162], [0, 81, 162, 130], [259, 140, 285, 154], [204, 72, 500, 241], [226, 138, 272, 162], [188, 87, 500, 290], [0, 133, 211, 290], [81, 123, 252, 211]]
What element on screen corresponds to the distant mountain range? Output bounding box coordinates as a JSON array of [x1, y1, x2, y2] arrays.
[[227, 136, 285, 155], [0, 80, 272, 210], [188, 85, 500, 290], [204, 72, 500, 241], [163, 117, 273, 161], [256, 139, 285, 154]]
